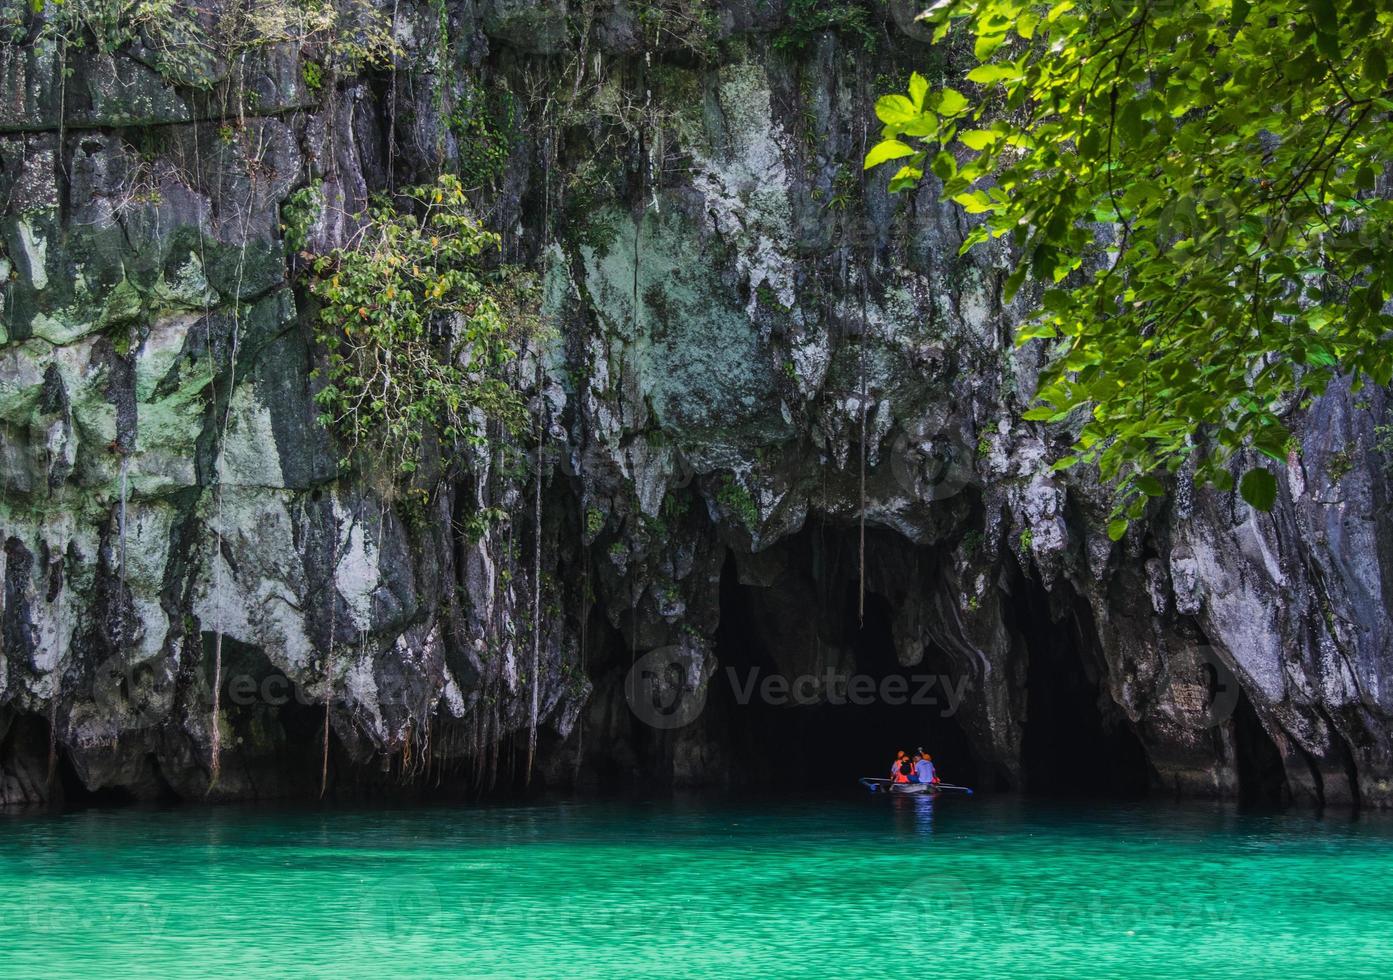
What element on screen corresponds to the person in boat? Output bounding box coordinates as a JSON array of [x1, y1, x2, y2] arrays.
[[906, 751, 924, 783], [915, 752, 937, 785], [890, 750, 910, 783]]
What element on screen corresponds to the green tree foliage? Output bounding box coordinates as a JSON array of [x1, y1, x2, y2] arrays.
[[868, 0, 1393, 535], [307, 176, 529, 476], [29, 0, 396, 86], [773, 0, 878, 52]]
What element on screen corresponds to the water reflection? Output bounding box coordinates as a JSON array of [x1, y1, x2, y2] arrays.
[[887, 793, 937, 838]]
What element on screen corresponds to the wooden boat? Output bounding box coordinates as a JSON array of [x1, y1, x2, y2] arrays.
[[859, 777, 973, 795]]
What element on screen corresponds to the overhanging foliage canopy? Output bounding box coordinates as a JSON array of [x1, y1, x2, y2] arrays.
[[869, 0, 1393, 536]]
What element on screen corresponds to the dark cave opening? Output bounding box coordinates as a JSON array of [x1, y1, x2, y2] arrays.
[[1232, 689, 1291, 808], [0, 710, 56, 806], [1012, 574, 1152, 798], [0, 709, 178, 808], [207, 634, 328, 794], [707, 545, 980, 795], [55, 751, 178, 809]]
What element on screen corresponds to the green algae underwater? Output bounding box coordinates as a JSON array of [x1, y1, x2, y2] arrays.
[[2, 794, 1391, 979]]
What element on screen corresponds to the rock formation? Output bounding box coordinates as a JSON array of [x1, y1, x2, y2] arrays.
[[1, 0, 1389, 807]]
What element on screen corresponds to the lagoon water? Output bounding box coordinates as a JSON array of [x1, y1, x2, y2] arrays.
[[2, 795, 1391, 978]]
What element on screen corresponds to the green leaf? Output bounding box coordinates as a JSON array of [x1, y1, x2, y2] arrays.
[[1016, 323, 1058, 344], [875, 95, 918, 126], [902, 112, 940, 138], [931, 150, 957, 180], [908, 72, 929, 110], [864, 140, 917, 170], [935, 88, 969, 116], [871, 0, 1393, 526], [953, 189, 994, 213], [1135, 475, 1165, 497], [959, 129, 998, 151], [1003, 264, 1027, 303], [1239, 468, 1278, 511], [1078, 126, 1101, 159], [887, 166, 924, 193], [966, 64, 1018, 84], [1365, 47, 1388, 87], [1106, 518, 1129, 541], [975, 32, 1007, 61], [1310, 0, 1338, 34], [1118, 99, 1143, 146]]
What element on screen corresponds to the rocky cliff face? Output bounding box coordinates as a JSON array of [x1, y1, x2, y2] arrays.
[[1, 0, 1390, 808]]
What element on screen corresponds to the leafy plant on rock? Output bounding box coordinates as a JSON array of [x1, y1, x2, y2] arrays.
[[307, 175, 530, 476], [775, 0, 879, 53]]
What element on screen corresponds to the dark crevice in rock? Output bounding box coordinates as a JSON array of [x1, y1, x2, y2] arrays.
[[57, 749, 180, 810], [1011, 569, 1152, 799], [1232, 689, 1290, 809], [0, 709, 52, 807]]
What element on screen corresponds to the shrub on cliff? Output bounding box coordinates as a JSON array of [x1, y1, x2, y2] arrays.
[[306, 175, 532, 477]]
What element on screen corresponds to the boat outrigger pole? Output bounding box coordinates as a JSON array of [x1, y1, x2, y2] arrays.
[[858, 777, 974, 795]]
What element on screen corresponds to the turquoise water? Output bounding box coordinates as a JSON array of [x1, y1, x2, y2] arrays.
[[2, 795, 1391, 978]]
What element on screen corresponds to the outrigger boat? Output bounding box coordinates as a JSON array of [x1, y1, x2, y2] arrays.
[[858, 777, 973, 795]]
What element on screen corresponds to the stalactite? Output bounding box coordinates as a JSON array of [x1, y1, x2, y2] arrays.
[[487, 692, 499, 792], [574, 561, 589, 785]]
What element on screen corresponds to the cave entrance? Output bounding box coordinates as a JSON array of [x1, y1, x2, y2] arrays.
[[1232, 689, 1290, 807], [707, 534, 979, 795], [1013, 575, 1152, 797]]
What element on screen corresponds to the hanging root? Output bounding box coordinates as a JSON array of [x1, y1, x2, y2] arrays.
[[321, 508, 338, 799], [46, 692, 59, 791], [526, 359, 544, 788], [320, 694, 331, 798], [207, 632, 223, 792]]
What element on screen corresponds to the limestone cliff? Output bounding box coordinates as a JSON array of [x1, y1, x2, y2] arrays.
[[1, 0, 1389, 807]]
